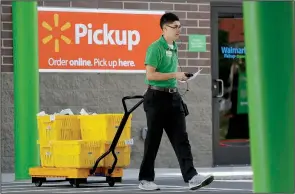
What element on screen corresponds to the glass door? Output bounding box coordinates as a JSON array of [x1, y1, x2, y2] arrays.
[[211, 4, 250, 166]]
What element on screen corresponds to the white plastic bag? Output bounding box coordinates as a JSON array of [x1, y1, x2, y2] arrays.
[[80, 108, 89, 115], [59, 109, 74, 115], [37, 111, 47, 116]]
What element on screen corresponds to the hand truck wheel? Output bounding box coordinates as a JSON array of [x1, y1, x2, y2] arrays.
[[34, 180, 43, 187], [71, 178, 87, 188], [69, 179, 80, 188], [108, 179, 115, 187], [106, 176, 116, 187], [32, 177, 45, 187], [69, 179, 74, 187], [73, 182, 80, 188]]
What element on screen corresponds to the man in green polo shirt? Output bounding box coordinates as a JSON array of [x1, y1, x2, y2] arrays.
[[138, 12, 214, 191]]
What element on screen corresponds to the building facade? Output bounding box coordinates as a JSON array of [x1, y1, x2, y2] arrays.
[[1, 0, 251, 173]]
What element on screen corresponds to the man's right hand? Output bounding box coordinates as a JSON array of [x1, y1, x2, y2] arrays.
[[146, 65, 189, 81], [175, 72, 188, 81]]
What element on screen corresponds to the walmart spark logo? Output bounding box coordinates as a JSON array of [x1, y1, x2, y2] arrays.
[[42, 14, 72, 52]]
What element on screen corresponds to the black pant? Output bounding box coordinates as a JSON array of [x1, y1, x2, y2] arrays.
[[138, 88, 197, 183]]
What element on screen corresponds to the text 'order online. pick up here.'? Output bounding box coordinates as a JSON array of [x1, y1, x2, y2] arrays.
[[38, 7, 164, 72]]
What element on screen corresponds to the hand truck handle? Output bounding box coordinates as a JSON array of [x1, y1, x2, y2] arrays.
[[122, 95, 144, 114], [90, 95, 144, 175]]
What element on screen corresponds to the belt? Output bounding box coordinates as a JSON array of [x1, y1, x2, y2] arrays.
[[148, 85, 178, 93]]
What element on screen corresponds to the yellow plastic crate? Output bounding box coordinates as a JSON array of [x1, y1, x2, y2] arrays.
[[51, 140, 131, 168], [38, 143, 54, 167], [103, 141, 131, 168], [37, 115, 81, 144], [52, 140, 102, 168], [79, 114, 132, 142]]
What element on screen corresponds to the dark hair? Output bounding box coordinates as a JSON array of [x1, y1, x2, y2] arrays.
[[160, 12, 179, 29]]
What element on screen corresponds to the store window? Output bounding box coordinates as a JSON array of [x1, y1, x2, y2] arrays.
[[218, 18, 249, 146]]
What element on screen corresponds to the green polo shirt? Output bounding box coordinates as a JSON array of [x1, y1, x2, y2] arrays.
[[144, 36, 178, 88]]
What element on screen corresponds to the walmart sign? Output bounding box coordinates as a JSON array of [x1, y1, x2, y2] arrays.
[[221, 46, 246, 59]]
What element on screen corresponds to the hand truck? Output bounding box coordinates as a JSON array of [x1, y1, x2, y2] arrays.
[[89, 95, 144, 184], [29, 95, 144, 188]]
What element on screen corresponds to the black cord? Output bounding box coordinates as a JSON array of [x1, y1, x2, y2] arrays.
[[178, 62, 190, 97], [176, 38, 190, 97]]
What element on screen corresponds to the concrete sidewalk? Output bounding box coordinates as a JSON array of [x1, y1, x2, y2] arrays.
[[1, 166, 252, 183], [122, 166, 253, 180]]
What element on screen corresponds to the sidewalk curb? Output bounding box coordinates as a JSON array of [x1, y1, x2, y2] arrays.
[[1, 167, 253, 183]]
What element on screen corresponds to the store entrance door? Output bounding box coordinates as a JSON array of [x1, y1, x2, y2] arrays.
[[211, 3, 251, 166]]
